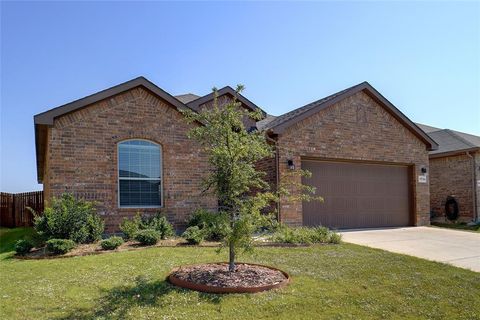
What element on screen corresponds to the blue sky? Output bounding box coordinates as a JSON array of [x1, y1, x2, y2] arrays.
[[1, 1, 479, 192]]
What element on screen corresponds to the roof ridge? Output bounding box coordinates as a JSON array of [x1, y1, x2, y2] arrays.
[[186, 86, 265, 116], [264, 81, 368, 130], [185, 86, 229, 105], [287, 81, 367, 117]]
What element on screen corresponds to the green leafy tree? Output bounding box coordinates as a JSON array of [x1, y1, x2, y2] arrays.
[[183, 85, 320, 271]]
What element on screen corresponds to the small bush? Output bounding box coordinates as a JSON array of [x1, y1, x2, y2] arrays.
[[100, 236, 124, 250], [182, 226, 205, 245], [46, 239, 76, 255], [29, 231, 47, 248], [34, 193, 104, 244], [120, 212, 174, 240], [15, 239, 34, 255], [269, 226, 341, 244], [329, 232, 342, 244], [86, 214, 104, 242], [134, 229, 160, 246], [119, 213, 142, 240], [187, 209, 229, 241], [313, 226, 331, 243], [142, 213, 174, 239], [258, 214, 281, 233]]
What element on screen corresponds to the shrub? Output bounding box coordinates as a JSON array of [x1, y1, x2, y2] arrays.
[[313, 226, 331, 243], [187, 209, 229, 241], [142, 213, 174, 239], [182, 226, 205, 245], [134, 229, 160, 246], [120, 212, 174, 240], [15, 239, 34, 255], [257, 214, 281, 233], [329, 232, 342, 244], [100, 236, 124, 250], [34, 193, 104, 244], [119, 213, 142, 240], [46, 239, 76, 255], [269, 226, 341, 245], [29, 231, 47, 248]]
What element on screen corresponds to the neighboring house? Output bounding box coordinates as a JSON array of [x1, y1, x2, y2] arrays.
[[34, 77, 437, 232], [417, 124, 480, 223]]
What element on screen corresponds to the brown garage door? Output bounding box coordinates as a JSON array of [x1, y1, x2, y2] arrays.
[[302, 160, 412, 229]]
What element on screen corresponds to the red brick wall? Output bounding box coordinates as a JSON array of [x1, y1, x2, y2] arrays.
[[44, 87, 217, 232], [430, 153, 476, 221], [476, 152, 480, 221], [275, 91, 431, 226], [255, 155, 277, 191]]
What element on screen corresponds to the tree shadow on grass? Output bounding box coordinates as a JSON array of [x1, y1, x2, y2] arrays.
[[56, 275, 223, 320]]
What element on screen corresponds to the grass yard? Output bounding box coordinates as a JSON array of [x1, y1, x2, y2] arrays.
[[1, 228, 479, 320], [431, 222, 480, 233], [0, 227, 35, 254]]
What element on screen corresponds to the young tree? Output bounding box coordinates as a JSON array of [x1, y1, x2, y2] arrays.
[[183, 85, 319, 272]]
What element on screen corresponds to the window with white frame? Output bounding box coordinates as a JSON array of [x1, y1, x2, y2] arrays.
[[118, 140, 162, 207]]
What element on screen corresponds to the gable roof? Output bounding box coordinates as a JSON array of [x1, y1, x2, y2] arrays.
[[34, 77, 264, 183], [419, 127, 480, 158], [186, 86, 266, 116], [34, 77, 194, 126], [263, 81, 438, 151], [34, 76, 198, 183]]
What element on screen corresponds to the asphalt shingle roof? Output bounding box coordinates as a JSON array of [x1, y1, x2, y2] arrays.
[[415, 123, 442, 133], [174, 93, 200, 104], [256, 115, 277, 131], [259, 82, 366, 131], [422, 128, 480, 155]]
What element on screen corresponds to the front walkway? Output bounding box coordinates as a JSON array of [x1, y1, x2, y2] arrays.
[[340, 226, 480, 272]]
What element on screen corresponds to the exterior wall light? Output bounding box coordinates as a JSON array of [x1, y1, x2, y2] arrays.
[[287, 159, 295, 170], [421, 166, 427, 174]]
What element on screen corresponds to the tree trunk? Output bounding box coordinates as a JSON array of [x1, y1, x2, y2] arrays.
[[229, 241, 235, 272]]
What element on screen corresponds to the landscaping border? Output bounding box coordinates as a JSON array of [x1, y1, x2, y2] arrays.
[[167, 262, 290, 293]]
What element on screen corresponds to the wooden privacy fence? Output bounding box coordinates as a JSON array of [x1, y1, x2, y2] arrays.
[[0, 191, 44, 227]]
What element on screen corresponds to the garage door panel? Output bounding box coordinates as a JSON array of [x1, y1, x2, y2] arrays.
[[302, 160, 411, 229]]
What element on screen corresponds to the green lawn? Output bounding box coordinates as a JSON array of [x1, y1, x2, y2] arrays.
[[0, 227, 35, 254], [431, 222, 480, 233], [1, 228, 479, 320]]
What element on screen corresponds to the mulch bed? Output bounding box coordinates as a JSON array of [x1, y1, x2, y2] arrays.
[[169, 263, 290, 293]]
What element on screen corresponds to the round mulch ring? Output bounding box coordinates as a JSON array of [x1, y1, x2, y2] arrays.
[[168, 262, 290, 293]]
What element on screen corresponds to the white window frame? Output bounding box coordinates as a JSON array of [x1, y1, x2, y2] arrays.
[[117, 139, 163, 208]]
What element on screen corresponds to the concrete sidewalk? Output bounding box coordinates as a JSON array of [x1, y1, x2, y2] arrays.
[[340, 226, 480, 272]]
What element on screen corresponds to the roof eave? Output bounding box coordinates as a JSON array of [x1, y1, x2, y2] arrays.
[[33, 76, 197, 183], [270, 82, 438, 151], [34, 76, 193, 126], [429, 147, 480, 159]]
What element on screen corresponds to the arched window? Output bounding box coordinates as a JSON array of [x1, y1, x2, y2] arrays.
[[118, 140, 162, 207]]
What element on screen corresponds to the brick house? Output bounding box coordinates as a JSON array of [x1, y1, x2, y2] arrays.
[[417, 124, 480, 223], [34, 77, 437, 232]]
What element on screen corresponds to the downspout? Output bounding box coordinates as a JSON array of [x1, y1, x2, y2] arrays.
[[466, 152, 478, 222], [266, 134, 280, 223]]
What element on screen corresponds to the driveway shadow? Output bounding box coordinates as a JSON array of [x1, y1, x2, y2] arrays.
[[56, 275, 223, 319]]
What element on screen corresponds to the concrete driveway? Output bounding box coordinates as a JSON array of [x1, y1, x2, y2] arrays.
[[340, 227, 480, 272]]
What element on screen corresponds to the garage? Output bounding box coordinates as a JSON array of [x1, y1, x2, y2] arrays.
[[302, 160, 412, 229], [262, 82, 437, 228]]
